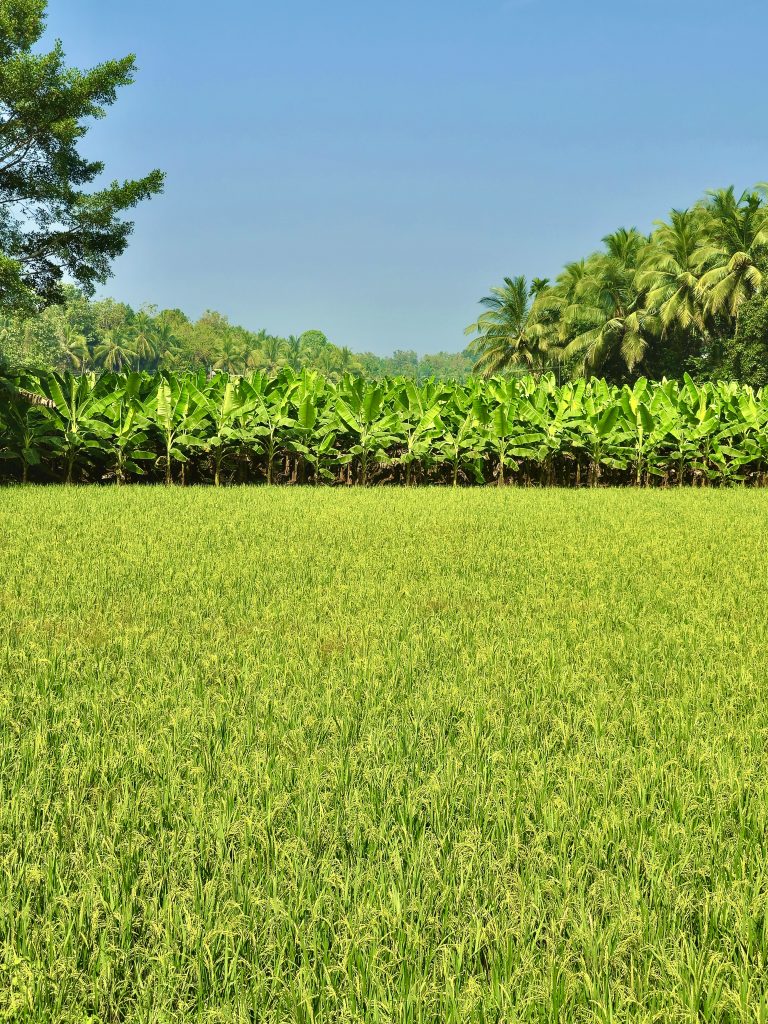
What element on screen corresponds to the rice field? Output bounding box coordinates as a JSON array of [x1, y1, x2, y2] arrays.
[[2, 487, 768, 1022]]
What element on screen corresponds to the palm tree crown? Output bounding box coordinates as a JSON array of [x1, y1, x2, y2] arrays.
[[465, 276, 546, 375], [694, 186, 768, 323]]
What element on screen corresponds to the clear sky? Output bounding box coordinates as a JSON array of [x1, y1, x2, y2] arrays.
[[44, 0, 767, 355]]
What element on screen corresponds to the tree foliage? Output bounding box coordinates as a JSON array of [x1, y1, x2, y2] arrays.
[[0, 285, 476, 381], [468, 184, 768, 386], [0, 0, 164, 314]]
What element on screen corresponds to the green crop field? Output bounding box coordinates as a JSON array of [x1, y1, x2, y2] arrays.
[[2, 487, 768, 1022]]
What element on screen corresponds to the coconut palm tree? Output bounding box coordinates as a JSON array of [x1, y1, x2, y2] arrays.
[[638, 209, 707, 335], [57, 324, 91, 372], [284, 335, 303, 372], [259, 335, 285, 374], [337, 346, 359, 376], [131, 312, 159, 372], [315, 344, 341, 379], [503, 264, 592, 370], [213, 335, 247, 375], [154, 323, 182, 368], [559, 229, 654, 374], [695, 186, 768, 331], [556, 260, 590, 301], [93, 329, 136, 372], [465, 276, 546, 375]]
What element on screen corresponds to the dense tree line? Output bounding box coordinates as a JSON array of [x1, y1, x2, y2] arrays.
[[466, 185, 768, 388], [5, 183, 765, 392], [0, 286, 476, 382]]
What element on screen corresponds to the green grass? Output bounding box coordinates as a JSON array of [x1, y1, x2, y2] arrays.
[[2, 488, 768, 1022]]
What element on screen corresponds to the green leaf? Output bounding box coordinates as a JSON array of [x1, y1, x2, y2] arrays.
[[638, 403, 654, 434], [596, 406, 619, 437]]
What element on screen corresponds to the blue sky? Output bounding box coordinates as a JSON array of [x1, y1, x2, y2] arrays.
[[45, 0, 766, 354]]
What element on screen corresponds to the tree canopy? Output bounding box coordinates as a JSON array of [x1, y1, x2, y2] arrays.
[[466, 184, 768, 387], [0, 0, 164, 315], [0, 286, 477, 382]]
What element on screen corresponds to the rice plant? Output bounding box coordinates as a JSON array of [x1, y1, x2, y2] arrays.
[[2, 487, 768, 1021]]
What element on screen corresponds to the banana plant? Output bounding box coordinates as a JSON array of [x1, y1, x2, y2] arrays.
[[196, 374, 257, 486], [522, 377, 585, 484], [652, 381, 689, 485], [0, 401, 59, 483], [434, 402, 485, 486], [41, 371, 111, 483], [4, 367, 768, 488], [304, 421, 351, 483], [576, 387, 627, 486], [334, 376, 402, 485], [392, 384, 444, 484], [673, 375, 726, 485], [618, 379, 656, 485], [98, 373, 155, 484], [471, 380, 539, 485], [732, 388, 768, 482], [238, 373, 301, 484], [144, 374, 210, 485]]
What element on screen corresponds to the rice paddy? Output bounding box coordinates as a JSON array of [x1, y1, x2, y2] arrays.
[[2, 487, 768, 1022]]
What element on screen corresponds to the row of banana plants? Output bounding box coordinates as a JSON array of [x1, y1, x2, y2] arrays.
[[2, 368, 768, 486]]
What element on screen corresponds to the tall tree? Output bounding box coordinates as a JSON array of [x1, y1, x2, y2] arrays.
[[556, 229, 654, 375], [284, 334, 303, 371], [337, 346, 358, 375], [131, 310, 159, 372], [465, 276, 545, 375], [260, 335, 285, 374], [639, 209, 706, 335], [0, 0, 164, 316], [58, 322, 90, 371], [695, 187, 768, 330], [212, 333, 247, 375], [152, 322, 181, 367], [93, 328, 134, 372]]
